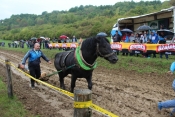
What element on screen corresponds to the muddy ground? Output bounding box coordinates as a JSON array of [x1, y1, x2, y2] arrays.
[[0, 49, 174, 117]]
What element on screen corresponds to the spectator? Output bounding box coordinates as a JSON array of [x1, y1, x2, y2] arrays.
[[149, 30, 159, 58], [121, 33, 126, 42], [12, 42, 14, 48], [45, 39, 49, 49], [26, 40, 29, 48], [139, 31, 145, 43], [150, 30, 159, 44], [72, 36, 77, 42], [129, 33, 135, 56], [112, 30, 122, 42], [66, 37, 70, 43], [129, 33, 135, 43], [134, 33, 140, 43], [122, 33, 130, 56], [112, 30, 122, 55], [144, 31, 150, 43], [8, 43, 11, 48], [158, 31, 168, 59], [158, 32, 166, 44]]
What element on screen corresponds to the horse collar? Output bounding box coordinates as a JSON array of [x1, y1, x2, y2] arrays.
[[75, 41, 97, 70]]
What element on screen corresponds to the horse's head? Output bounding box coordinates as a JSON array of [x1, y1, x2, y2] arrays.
[[95, 36, 118, 63]]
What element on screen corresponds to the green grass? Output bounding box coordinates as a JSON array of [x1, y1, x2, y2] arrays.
[[0, 38, 174, 74], [97, 54, 174, 74], [0, 77, 38, 117]]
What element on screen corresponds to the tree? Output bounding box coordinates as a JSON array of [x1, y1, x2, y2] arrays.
[[0, 1, 171, 40], [42, 11, 48, 15], [170, 0, 175, 6]]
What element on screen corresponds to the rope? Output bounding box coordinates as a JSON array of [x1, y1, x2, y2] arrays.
[[41, 64, 76, 78]]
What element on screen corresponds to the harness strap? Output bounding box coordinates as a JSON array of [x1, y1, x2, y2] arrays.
[[61, 51, 73, 71], [75, 46, 97, 70]]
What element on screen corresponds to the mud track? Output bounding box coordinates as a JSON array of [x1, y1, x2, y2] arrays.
[[0, 49, 174, 117]]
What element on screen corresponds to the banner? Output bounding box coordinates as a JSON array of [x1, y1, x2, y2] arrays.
[[50, 42, 175, 54], [156, 44, 175, 52], [128, 44, 147, 52], [111, 43, 122, 50]]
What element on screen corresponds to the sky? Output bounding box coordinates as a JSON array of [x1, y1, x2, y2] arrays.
[[0, 0, 167, 20]]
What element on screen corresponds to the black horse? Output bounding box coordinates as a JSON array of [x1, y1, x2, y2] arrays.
[[54, 36, 118, 92]]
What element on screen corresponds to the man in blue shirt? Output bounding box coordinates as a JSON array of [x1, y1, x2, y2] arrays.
[[21, 43, 51, 88], [150, 30, 159, 58]]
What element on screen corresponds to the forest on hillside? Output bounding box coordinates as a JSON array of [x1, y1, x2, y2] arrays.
[[0, 0, 172, 40]]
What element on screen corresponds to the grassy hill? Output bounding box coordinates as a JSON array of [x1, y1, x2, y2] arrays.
[[0, 0, 171, 40]]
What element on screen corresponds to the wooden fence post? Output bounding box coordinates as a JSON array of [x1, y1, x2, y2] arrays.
[[5, 59, 13, 98], [74, 89, 92, 117]]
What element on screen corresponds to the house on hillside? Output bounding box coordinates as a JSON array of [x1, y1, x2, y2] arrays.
[[115, 6, 175, 33]]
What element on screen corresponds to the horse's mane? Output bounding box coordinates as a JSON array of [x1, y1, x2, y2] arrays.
[[81, 36, 96, 49], [81, 36, 109, 49]]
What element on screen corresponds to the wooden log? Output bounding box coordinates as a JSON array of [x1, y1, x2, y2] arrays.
[[74, 89, 92, 117], [5, 59, 13, 98]]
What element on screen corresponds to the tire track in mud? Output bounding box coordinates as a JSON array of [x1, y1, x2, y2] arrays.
[[0, 50, 174, 117], [91, 69, 174, 117]]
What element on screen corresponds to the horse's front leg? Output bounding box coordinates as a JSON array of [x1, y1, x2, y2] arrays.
[[86, 75, 92, 90], [59, 73, 65, 90], [71, 75, 77, 93]]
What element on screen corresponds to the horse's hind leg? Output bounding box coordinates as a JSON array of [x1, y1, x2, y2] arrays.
[[70, 75, 77, 93]]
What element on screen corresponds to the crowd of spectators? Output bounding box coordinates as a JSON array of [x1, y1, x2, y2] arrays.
[[3, 35, 78, 50], [112, 26, 173, 59]]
